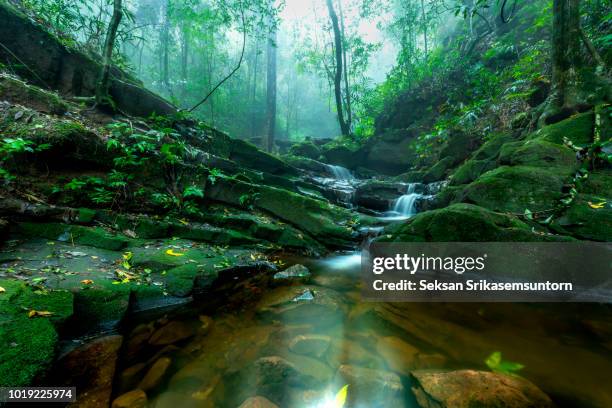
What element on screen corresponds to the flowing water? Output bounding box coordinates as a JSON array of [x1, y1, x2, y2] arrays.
[[379, 183, 424, 221], [326, 165, 354, 181], [119, 249, 612, 408]]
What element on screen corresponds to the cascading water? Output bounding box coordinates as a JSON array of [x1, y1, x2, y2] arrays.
[[326, 164, 354, 181], [392, 183, 421, 216]]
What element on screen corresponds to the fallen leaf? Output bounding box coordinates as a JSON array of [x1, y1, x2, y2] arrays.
[[0, 287, 5, 293], [178, 218, 189, 225], [28, 310, 54, 318], [166, 249, 185, 257], [588, 201, 606, 209], [334, 385, 349, 408], [81, 279, 94, 285]]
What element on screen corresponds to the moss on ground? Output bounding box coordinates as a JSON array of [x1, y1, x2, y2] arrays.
[[16, 222, 129, 250]]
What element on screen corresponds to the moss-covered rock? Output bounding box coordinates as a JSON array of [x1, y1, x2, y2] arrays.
[[207, 178, 356, 247], [16, 222, 129, 250], [529, 111, 594, 145], [72, 281, 131, 333], [377, 203, 561, 242], [422, 156, 454, 183], [439, 129, 481, 166], [450, 159, 496, 186], [552, 193, 612, 241], [0, 73, 67, 114], [229, 139, 298, 176], [472, 133, 515, 161], [0, 279, 73, 386], [498, 139, 577, 168], [289, 141, 322, 160], [456, 166, 571, 213]]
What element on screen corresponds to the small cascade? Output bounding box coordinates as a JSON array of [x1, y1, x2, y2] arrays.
[[326, 164, 354, 181], [392, 183, 421, 216]]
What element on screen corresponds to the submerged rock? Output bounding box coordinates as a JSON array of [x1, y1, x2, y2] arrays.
[[238, 396, 279, 408], [411, 369, 553, 408], [335, 365, 405, 408], [111, 389, 147, 408], [288, 334, 331, 358], [376, 336, 419, 376], [149, 321, 195, 346], [273, 264, 311, 282], [138, 357, 172, 392]]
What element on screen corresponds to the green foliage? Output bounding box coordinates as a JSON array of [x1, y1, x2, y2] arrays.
[[0, 137, 50, 181], [485, 351, 525, 375]]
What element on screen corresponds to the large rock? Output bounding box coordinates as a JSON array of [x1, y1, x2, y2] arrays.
[[238, 396, 279, 408], [362, 129, 419, 175], [376, 336, 419, 376], [289, 141, 322, 160], [111, 389, 147, 408], [354, 181, 407, 211], [334, 365, 406, 408], [149, 321, 195, 346], [54, 335, 123, 408], [138, 357, 172, 392], [288, 334, 331, 358], [229, 138, 299, 176], [411, 369, 553, 408], [378, 203, 550, 242]]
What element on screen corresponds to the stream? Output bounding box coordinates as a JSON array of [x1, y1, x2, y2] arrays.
[[115, 167, 612, 408]]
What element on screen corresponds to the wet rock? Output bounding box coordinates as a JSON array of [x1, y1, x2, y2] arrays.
[[257, 286, 347, 328], [273, 264, 311, 282], [335, 365, 405, 408], [312, 274, 355, 291], [255, 354, 333, 390], [354, 180, 406, 211], [111, 389, 147, 408], [138, 356, 172, 391], [376, 336, 419, 375], [118, 363, 146, 393], [289, 141, 322, 160], [238, 396, 279, 408], [125, 323, 154, 360], [149, 321, 195, 346], [411, 369, 553, 408], [288, 334, 331, 358], [414, 353, 447, 369], [199, 315, 214, 333], [326, 339, 382, 369], [54, 335, 123, 408]]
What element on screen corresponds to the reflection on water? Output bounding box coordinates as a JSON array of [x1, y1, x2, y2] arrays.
[[118, 252, 612, 408]]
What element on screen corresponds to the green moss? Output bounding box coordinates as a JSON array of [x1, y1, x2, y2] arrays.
[[0, 279, 73, 387], [422, 156, 454, 183], [289, 141, 322, 159], [457, 166, 571, 213], [72, 280, 131, 332], [498, 139, 577, 168], [0, 74, 67, 115], [16, 222, 129, 250], [378, 203, 567, 242], [76, 208, 97, 224], [553, 194, 612, 241], [472, 133, 515, 160], [530, 111, 594, 145], [450, 159, 495, 186], [165, 264, 201, 297]]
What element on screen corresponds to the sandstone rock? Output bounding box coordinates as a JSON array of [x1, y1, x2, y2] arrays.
[[335, 365, 405, 408], [376, 336, 419, 376], [55, 335, 123, 408], [149, 321, 195, 346], [138, 357, 172, 391], [238, 396, 279, 408], [288, 334, 331, 358], [111, 389, 147, 408], [118, 363, 146, 393], [411, 369, 553, 408]]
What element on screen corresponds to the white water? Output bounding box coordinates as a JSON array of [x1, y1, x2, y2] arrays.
[[326, 164, 354, 181], [392, 183, 420, 216]]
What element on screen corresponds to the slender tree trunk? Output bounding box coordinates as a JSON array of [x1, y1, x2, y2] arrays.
[[251, 38, 260, 139], [421, 0, 428, 55], [161, 0, 170, 93], [265, 24, 277, 152], [551, 0, 582, 108], [338, 0, 352, 132], [96, 0, 123, 105], [325, 0, 350, 136]]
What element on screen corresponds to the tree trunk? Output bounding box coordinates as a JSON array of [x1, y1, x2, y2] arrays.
[[265, 25, 277, 152], [338, 0, 352, 132], [251, 37, 260, 139], [161, 0, 170, 93], [95, 0, 123, 105], [325, 0, 350, 136], [421, 0, 428, 55]]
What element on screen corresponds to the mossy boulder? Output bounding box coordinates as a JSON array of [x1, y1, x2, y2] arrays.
[[282, 155, 330, 175], [529, 111, 594, 145], [472, 133, 515, 161], [16, 222, 129, 250], [498, 139, 577, 168], [0, 73, 67, 114], [422, 156, 454, 183], [72, 281, 131, 333], [552, 193, 612, 241], [377, 203, 552, 242], [439, 129, 481, 166], [362, 130, 418, 175], [229, 139, 298, 176], [456, 166, 571, 213], [0, 279, 73, 386], [289, 141, 322, 160], [450, 159, 495, 186], [207, 178, 356, 247]]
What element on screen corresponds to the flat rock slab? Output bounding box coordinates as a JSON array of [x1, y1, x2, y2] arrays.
[[411, 369, 553, 408]]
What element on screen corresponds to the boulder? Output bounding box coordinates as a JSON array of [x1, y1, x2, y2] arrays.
[[411, 369, 553, 408], [138, 357, 172, 392], [376, 336, 419, 376], [422, 156, 454, 183], [54, 335, 123, 408], [111, 389, 147, 408], [354, 181, 407, 211], [334, 365, 405, 408], [439, 129, 481, 166], [288, 334, 331, 358], [274, 264, 311, 283], [229, 138, 298, 176], [149, 321, 195, 346], [289, 141, 322, 160], [238, 396, 279, 408]]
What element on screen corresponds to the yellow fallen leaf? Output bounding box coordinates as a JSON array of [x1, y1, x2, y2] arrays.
[[81, 279, 94, 285], [166, 249, 185, 257], [0, 286, 5, 294], [28, 310, 54, 318], [178, 218, 189, 225], [588, 201, 606, 209], [334, 384, 349, 408]]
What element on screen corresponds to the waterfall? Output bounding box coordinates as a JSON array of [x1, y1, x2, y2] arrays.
[[391, 183, 421, 216], [327, 165, 354, 181]]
